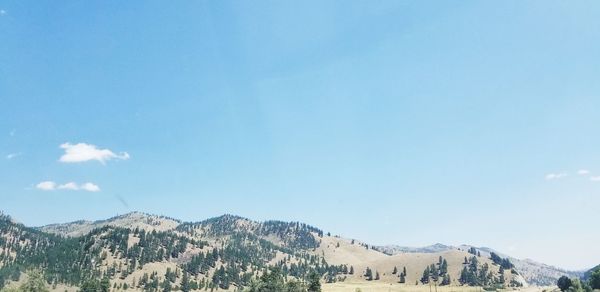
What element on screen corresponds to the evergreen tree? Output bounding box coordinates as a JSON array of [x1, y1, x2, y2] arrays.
[[307, 271, 321, 292], [459, 267, 468, 285], [285, 280, 306, 292], [246, 267, 285, 292], [441, 274, 450, 286], [181, 271, 191, 292], [161, 279, 172, 292], [364, 268, 373, 281], [430, 264, 439, 282], [557, 276, 571, 292], [440, 259, 448, 275], [80, 279, 101, 292], [590, 269, 600, 289], [100, 277, 110, 292], [420, 266, 430, 284], [18, 270, 49, 292]]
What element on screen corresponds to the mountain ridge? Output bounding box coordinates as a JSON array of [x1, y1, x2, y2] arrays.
[[37, 211, 580, 281], [0, 210, 579, 291]]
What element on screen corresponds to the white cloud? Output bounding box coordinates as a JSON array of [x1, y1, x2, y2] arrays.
[[36, 181, 57, 191], [545, 173, 568, 180], [35, 181, 101, 192], [59, 142, 129, 164], [590, 176, 600, 182], [578, 169, 590, 176], [58, 182, 79, 190], [0, 10, 6, 16], [6, 152, 21, 159], [80, 182, 100, 192]]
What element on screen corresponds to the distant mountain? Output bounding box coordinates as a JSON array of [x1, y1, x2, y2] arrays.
[[374, 243, 580, 286], [374, 243, 454, 255], [469, 246, 583, 286], [0, 211, 574, 291]]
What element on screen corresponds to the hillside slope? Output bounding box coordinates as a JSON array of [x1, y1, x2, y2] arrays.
[[0, 211, 571, 291], [38, 212, 180, 237], [374, 243, 578, 286]]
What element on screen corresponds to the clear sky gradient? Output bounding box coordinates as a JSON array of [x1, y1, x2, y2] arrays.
[[1, 1, 599, 270]]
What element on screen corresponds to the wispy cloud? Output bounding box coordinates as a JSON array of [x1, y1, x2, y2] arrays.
[[59, 142, 129, 164], [590, 176, 600, 182], [36, 181, 57, 191], [0, 9, 7, 16], [35, 181, 101, 192], [545, 172, 567, 180], [57, 182, 79, 190], [6, 152, 22, 160], [577, 169, 590, 176]]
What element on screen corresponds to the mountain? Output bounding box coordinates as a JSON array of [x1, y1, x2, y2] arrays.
[[465, 246, 582, 286], [0, 211, 570, 291], [38, 212, 181, 237], [374, 243, 454, 255], [372, 244, 580, 287], [1, 212, 333, 291], [583, 264, 600, 281]]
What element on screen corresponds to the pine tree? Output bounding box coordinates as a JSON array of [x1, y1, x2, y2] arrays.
[[364, 267, 373, 281], [440, 259, 448, 275], [181, 271, 190, 292], [392, 266, 397, 274], [441, 274, 451, 286], [307, 271, 321, 292], [161, 279, 172, 292], [100, 277, 110, 292], [459, 267, 468, 285], [420, 266, 430, 284], [19, 270, 49, 292], [430, 264, 439, 282]]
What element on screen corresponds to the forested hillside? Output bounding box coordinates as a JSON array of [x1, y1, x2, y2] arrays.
[[0, 212, 343, 291], [0, 212, 556, 291]]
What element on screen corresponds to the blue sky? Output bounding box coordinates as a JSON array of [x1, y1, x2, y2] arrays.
[[1, 1, 599, 270]]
